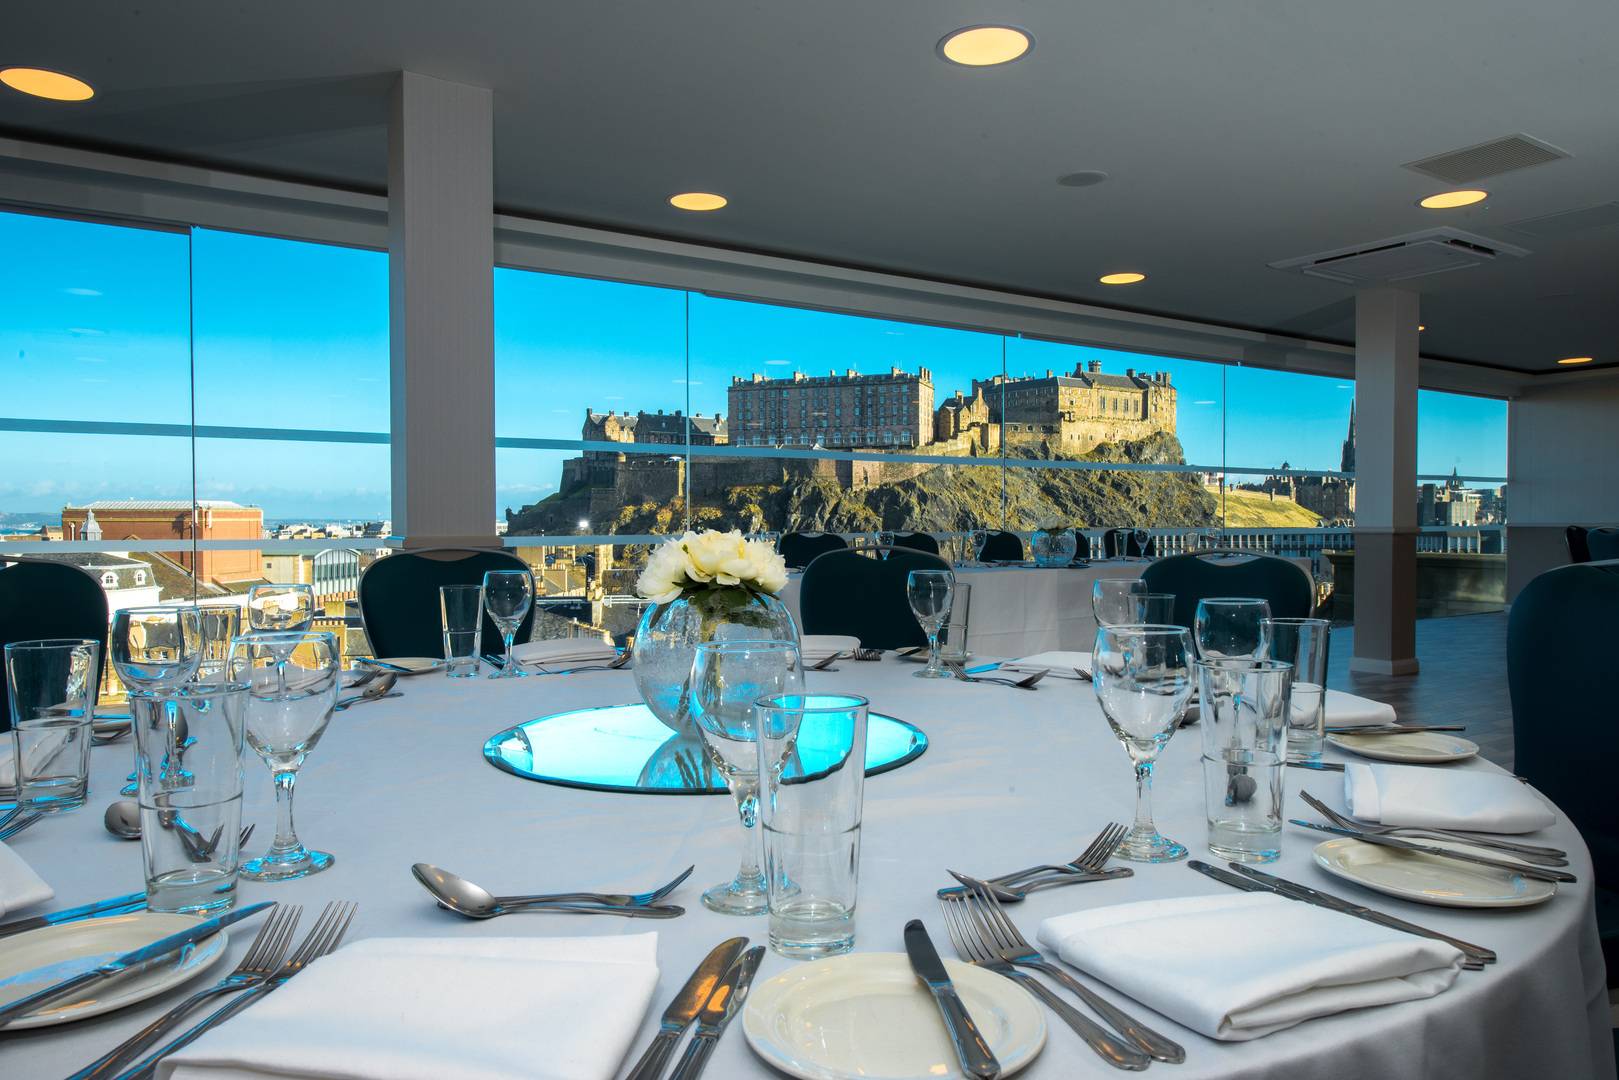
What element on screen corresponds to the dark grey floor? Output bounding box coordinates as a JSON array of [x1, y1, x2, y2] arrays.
[[1327, 611, 1512, 768]]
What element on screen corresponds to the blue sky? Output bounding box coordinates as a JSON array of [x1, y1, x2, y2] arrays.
[[0, 210, 1508, 521]]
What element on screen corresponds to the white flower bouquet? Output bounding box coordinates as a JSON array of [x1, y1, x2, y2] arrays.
[[637, 529, 790, 605]]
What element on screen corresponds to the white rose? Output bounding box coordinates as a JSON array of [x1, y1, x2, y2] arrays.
[[637, 538, 692, 602]]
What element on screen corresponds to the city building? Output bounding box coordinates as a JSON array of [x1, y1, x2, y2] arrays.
[[581, 408, 727, 448], [969, 362, 1176, 452], [60, 500, 264, 585], [729, 367, 934, 449], [1241, 406, 1358, 524], [1420, 469, 1482, 526]]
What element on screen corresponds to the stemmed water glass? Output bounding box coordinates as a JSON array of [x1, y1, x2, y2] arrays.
[[1193, 598, 1272, 659], [1093, 624, 1195, 862], [1092, 579, 1176, 628], [970, 528, 990, 566], [906, 569, 954, 679], [246, 584, 315, 635], [229, 630, 339, 881], [112, 606, 204, 788], [689, 639, 804, 915], [482, 569, 534, 678]]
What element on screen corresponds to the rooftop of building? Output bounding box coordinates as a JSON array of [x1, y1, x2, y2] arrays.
[[65, 500, 257, 512], [585, 409, 727, 435], [11, 551, 148, 570], [732, 366, 932, 386]]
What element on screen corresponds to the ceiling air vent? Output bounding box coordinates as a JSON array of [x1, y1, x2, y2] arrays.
[[1503, 202, 1619, 239], [1268, 228, 1529, 286], [1404, 134, 1568, 184]]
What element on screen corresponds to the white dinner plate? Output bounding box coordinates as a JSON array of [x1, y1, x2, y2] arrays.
[[1325, 731, 1479, 763], [0, 912, 230, 1028], [743, 951, 1046, 1080], [367, 657, 444, 674], [1311, 837, 1558, 908]]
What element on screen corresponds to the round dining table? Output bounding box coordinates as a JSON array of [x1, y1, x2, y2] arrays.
[[5, 656, 1612, 1079]]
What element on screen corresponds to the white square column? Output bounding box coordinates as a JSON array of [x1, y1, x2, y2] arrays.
[[1351, 287, 1421, 675], [388, 71, 495, 548]]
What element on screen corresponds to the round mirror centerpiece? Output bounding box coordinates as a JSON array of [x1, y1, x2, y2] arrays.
[[631, 530, 799, 734]]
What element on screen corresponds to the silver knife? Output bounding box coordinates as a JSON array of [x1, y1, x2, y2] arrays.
[[0, 891, 147, 939], [1286, 760, 1344, 772], [1289, 819, 1576, 884], [904, 918, 1001, 1079], [1201, 860, 1497, 967], [0, 901, 273, 1027], [1326, 724, 1467, 734], [624, 936, 749, 1080], [667, 945, 765, 1080]]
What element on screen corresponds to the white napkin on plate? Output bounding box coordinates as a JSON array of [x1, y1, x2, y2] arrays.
[[160, 934, 661, 1080], [510, 638, 620, 667], [1038, 893, 1462, 1041], [1324, 690, 1397, 728], [1344, 762, 1556, 834], [800, 634, 860, 664], [1002, 651, 1090, 674], [0, 840, 54, 916]]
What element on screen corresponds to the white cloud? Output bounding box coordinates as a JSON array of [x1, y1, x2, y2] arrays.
[[77, 356, 105, 364], [1193, 399, 1217, 406], [68, 327, 105, 337], [63, 287, 102, 297], [765, 359, 790, 366]]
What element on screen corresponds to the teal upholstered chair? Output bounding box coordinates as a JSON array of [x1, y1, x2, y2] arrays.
[[0, 557, 110, 733], [1586, 528, 1619, 562], [358, 548, 535, 660], [979, 530, 1024, 562], [799, 547, 951, 651], [778, 532, 848, 570], [1139, 551, 1315, 630], [1510, 559, 1619, 983], [889, 532, 941, 556]]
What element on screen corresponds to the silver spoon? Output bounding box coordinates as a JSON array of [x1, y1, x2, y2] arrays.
[[103, 799, 256, 851], [334, 673, 399, 711], [411, 864, 687, 919]]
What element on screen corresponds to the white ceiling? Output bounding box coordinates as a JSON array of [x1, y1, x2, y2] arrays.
[[3, 0, 1617, 374]]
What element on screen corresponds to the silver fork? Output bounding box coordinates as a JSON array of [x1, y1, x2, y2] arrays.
[[1298, 790, 1568, 864], [0, 811, 43, 842], [946, 661, 1047, 689], [67, 904, 302, 1080], [937, 823, 1131, 901], [118, 901, 358, 1080], [960, 878, 1186, 1064], [937, 898, 1149, 1071]]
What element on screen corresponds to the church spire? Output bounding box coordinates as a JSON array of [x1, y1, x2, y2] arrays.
[[1340, 400, 1357, 474]]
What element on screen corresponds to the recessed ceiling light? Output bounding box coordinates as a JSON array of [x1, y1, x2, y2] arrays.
[[1418, 324, 1426, 331], [669, 192, 727, 212], [1099, 272, 1146, 285], [0, 67, 94, 101], [1057, 171, 1109, 188], [1419, 189, 1488, 209], [938, 26, 1032, 67], [1557, 356, 1594, 366]]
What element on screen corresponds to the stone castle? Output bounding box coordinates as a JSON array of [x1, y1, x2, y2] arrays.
[[1240, 403, 1357, 524], [552, 359, 1179, 518]]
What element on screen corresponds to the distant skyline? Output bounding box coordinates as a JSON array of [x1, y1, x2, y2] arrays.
[[1, 210, 1507, 522]]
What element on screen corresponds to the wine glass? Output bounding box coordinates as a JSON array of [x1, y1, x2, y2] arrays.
[[906, 569, 954, 679], [970, 528, 990, 565], [246, 584, 315, 635], [689, 639, 804, 915], [1093, 624, 1195, 862], [1092, 578, 1149, 628], [482, 569, 534, 678], [110, 606, 202, 691], [229, 631, 340, 880], [1193, 598, 1272, 660]]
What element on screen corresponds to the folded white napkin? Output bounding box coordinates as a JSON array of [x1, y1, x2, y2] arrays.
[[1002, 651, 1089, 674], [1344, 763, 1556, 834], [160, 934, 661, 1080], [1038, 893, 1462, 1041], [1324, 690, 1397, 728], [0, 840, 54, 916], [510, 638, 620, 666], [800, 634, 860, 663]]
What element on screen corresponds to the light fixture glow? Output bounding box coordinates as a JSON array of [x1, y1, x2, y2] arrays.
[[1557, 356, 1594, 366], [669, 192, 727, 211], [0, 67, 94, 101], [1419, 189, 1488, 209], [1098, 272, 1146, 285], [1418, 325, 1426, 331], [938, 26, 1032, 66]]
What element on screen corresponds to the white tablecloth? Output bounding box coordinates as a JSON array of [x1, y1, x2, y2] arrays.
[[781, 557, 1314, 657], [4, 661, 1611, 1079]]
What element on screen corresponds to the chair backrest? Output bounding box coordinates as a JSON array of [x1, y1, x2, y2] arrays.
[[1587, 528, 1619, 563], [358, 548, 536, 659], [888, 532, 940, 556], [1510, 560, 1619, 890], [980, 530, 1024, 562], [1567, 526, 1591, 563], [1071, 531, 1092, 563], [0, 557, 110, 733], [1140, 551, 1315, 629], [778, 531, 848, 570], [798, 547, 952, 650]]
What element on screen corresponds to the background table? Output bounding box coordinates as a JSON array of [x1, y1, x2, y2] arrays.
[[5, 660, 1611, 1079], [781, 557, 1314, 657]]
